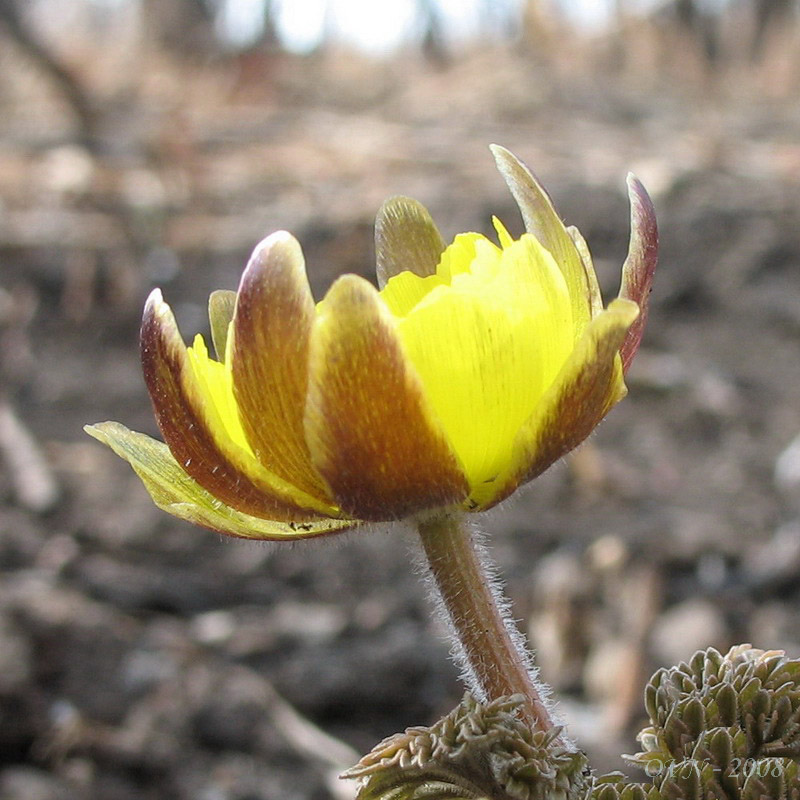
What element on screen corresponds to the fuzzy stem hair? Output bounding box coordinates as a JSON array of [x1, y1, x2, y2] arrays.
[[415, 512, 563, 740]]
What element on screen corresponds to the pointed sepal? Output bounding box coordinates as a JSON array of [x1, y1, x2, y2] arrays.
[[618, 174, 658, 374], [490, 144, 592, 335]]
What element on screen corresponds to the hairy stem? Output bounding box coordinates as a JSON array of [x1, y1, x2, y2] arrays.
[[416, 512, 558, 736]]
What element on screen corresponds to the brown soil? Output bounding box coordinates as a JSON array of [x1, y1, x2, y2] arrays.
[[2, 46, 800, 799]]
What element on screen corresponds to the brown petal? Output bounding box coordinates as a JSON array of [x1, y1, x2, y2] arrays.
[[231, 232, 332, 501], [305, 274, 469, 521], [375, 196, 445, 289], [141, 289, 332, 522], [618, 174, 658, 374]]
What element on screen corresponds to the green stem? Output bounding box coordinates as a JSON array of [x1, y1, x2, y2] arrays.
[[416, 512, 558, 736]]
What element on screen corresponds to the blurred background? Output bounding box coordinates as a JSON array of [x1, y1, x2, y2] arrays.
[[2, 0, 800, 798]]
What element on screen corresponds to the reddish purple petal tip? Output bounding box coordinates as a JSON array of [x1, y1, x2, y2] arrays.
[[619, 174, 658, 374]]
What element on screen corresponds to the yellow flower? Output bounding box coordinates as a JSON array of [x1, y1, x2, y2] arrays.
[[86, 146, 657, 538]]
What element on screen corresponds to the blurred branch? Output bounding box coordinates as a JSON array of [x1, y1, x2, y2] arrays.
[[416, 0, 449, 65], [0, 399, 60, 514], [0, 0, 96, 148], [140, 0, 221, 59], [751, 0, 796, 59]]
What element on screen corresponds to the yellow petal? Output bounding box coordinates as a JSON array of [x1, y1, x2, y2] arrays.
[[141, 289, 337, 521], [231, 232, 332, 501], [379, 269, 447, 319], [491, 145, 592, 338], [85, 423, 353, 540], [305, 274, 469, 520], [379, 231, 501, 319], [438, 232, 496, 283], [394, 233, 574, 495], [480, 298, 639, 510], [374, 196, 445, 288]]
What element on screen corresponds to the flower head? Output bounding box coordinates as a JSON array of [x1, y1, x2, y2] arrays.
[[86, 146, 657, 538]]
